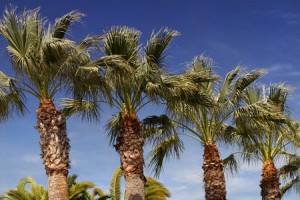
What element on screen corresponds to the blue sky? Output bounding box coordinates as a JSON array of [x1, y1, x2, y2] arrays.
[[0, 0, 299, 199]]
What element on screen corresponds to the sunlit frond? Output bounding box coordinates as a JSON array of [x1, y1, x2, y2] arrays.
[[69, 181, 95, 199], [145, 28, 179, 70], [144, 177, 171, 200], [230, 69, 266, 103], [52, 11, 84, 39]]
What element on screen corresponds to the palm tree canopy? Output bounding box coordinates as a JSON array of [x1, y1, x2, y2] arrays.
[[142, 62, 265, 176], [0, 7, 97, 101], [234, 83, 298, 162]]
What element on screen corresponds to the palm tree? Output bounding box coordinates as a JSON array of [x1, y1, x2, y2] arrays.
[[63, 27, 216, 200], [0, 7, 100, 199], [143, 59, 265, 200], [234, 84, 298, 200]]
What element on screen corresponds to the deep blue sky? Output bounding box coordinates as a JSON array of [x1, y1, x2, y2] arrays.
[[0, 1, 299, 199]]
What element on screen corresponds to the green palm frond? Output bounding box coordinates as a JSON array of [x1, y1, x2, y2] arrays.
[[110, 167, 122, 200], [148, 135, 184, 177], [145, 28, 179, 70], [0, 7, 43, 76], [1, 177, 47, 200], [223, 154, 239, 177], [281, 177, 300, 196], [279, 158, 300, 179], [217, 67, 240, 103], [52, 11, 84, 39], [106, 113, 122, 146], [61, 98, 101, 121], [144, 177, 171, 200], [102, 26, 140, 67], [143, 114, 177, 144], [0, 71, 26, 121], [69, 181, 96, 199], [93, 188, 111, 200], [231, 69, 266, 103]]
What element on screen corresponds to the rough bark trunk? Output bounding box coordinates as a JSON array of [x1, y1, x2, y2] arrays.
[[202, 142, 227, 200], [260, 160, 281, 200], [35, 99, 70, 200], [115, 114, 145, 200]]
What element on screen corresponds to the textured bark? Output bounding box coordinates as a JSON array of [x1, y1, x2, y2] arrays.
[[260, 160, 281, 200], [35, 99, 70, 200], [202, 142, 226, 200], [48, 173, 69, 200], [115, 114, 145, 200]]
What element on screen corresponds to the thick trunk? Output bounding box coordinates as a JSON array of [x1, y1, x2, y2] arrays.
[[115, 114, 145, 200], [260, 160, 281, 200], [48, 173, 69, 200], [202, 142, 226, 200], [35, 99, 70, 200]]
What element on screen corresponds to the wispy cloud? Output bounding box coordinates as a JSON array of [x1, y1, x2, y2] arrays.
[[267, 10, 300, 26]]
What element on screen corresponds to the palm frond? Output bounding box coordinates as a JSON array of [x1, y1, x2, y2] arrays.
[[144, 177, 171, 200], [142, 114, 177, 144], [101, 26, 141, 67], [0, 71, 26, 121], [217, 66, 240, 103], [61, 98, 101, 121], [223, 154, 239, 177], [110, 167, 122, 200], [281, 177, 300, 196], [69, 181, 96, 199], [52, 11, 84, 39], [106, 114, 122, 146], [147, 135, 184, 177], [231, 69, 266, 103], [145, 28, 179, 70]]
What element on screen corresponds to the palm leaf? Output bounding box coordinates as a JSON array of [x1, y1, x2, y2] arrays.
[[52, 11, 84, 39], [145, 28, 179, 70], [148, 135, 184, 177], [110, 167, 122, 200], [61, 98, 101, 121]]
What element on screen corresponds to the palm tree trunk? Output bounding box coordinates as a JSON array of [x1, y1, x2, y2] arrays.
[[115, 114, 145, 200], [35, 99, 70, 200], [202, 142, 226, 200], [260, 160, 281, 200]]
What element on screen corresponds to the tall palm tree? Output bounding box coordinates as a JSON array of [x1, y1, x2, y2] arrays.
[[143, 59, 265, 200], [234, 84, 298, 200], [103, 27, 220, 200], [0, 7, 100, 199], [63, 27, 216, 200]]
